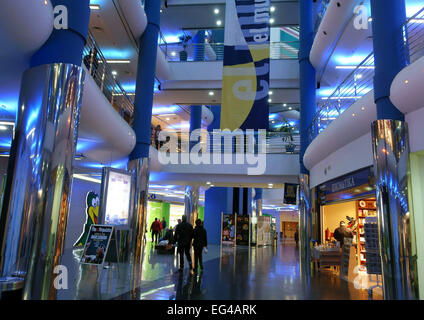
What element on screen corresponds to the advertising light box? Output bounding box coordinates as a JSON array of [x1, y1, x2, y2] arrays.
[[100, 168, 132, 228]]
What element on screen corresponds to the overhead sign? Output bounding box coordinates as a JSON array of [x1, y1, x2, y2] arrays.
[[284, 183, 298, 205], [220, 0, 270, 130], [80, 225, 114, 266]]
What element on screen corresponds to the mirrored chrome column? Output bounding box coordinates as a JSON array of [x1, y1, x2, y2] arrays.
[[184, 185, 199, 226], [256, 198, 263, 217], [0, 64, 84, 300], [128, 157, 150, 265], [371, 120, 418, 300], [298, 174, 311, 289]]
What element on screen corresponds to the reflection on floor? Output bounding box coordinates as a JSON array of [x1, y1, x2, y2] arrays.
[[57, 241, 381, 300], [112, 242, 378, 300]]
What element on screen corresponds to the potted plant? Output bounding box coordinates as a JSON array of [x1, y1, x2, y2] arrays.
[[179, 35, 192, 61], [276, 120, 295, 153]]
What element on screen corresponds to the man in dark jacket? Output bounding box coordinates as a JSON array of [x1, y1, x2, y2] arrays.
[[333, 221, 354, 247], [192, 219, 208, 273], [174, 215, 194, 272]]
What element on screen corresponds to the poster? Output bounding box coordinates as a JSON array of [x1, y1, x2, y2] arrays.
[[256, 215, 271, 246], [80, 225, 114, 265], [222, 214, 236, 245], [220, 0, 270, 131], [103, 169, 132, 227], [236, 215, 250, 246]]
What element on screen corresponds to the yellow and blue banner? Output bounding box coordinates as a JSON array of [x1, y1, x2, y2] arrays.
[[221, 0, 270, 131]]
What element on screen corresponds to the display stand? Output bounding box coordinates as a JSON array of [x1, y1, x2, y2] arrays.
[[364, 216, 382, 299]]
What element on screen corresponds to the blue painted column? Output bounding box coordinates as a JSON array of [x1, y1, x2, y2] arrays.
[[369, 0, 418, 300], [128, 0, 161, 267], [130, 0, 161, 160], [193, 30, 206, 61], [190, 106, 202, 135], [299, 0, 316, 174], [30, 0, 90, 67], [370, 0, 406, 120], [204, 187, 233, 245], [298, 0, 315, 296]]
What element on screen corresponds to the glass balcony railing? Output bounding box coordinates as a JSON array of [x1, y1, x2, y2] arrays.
[[159, 41, 300, 62], [308, 53, 375, 143], [83, 32, 135, 125], [403, 6, 424, 64]]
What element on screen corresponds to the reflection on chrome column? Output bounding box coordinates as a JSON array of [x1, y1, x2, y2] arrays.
[[128, 158, 150, 264], [298, 174, 311, 293], [0, 64, 84, 299], [184, 186, 199, 226], [128, 158, 150, 298], [371, 120, 418, 300]]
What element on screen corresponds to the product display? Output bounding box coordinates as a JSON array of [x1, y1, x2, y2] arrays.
[[356, 199, 377, 265]]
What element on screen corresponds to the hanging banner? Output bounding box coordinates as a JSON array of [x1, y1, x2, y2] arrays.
[[221, 0, 270, 131], [283, 183, 298, 205]]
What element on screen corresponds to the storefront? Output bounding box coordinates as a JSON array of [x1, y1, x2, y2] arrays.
[[317, 167, 377, 269]]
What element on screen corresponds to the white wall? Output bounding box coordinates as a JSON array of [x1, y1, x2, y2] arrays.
[[406, 107, 424, 153], [309, 133, 373, 188]]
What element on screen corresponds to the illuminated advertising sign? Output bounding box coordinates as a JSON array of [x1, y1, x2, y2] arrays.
[[100, 168, 132, 228]]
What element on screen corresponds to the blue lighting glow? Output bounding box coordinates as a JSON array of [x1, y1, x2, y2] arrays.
[[101, 48, 133, 60], [334, 55, 369, 65], [168, 122, 190, 129], [152, 105, 179, 114], [269, 113, 279, 120], [121, 83, 136, 92]]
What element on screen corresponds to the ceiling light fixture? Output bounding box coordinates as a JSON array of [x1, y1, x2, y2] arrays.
[[269, 18, 275, 24], [89, 4, 101, 10], [112, 71, 118, 76], [289, 107, 292, 110], [270, 6, 276, 12], [106, 59, 131, 64], [336, 65, 375, 70], [268, 99, 272, 103], [283, 103, 287, 107], [214, 8, 220, 14], [209, 91, 214, 96], [0, 126, 8, 131], [216, 20, 222, 26], [171, 51, 176, 56], [269, 91, 273, 95]]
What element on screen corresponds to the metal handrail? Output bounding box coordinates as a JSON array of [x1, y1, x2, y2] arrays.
[[308, 52, 375, 143], [83, 32, 135, 125], [402, 6, 424, 64], [153, 131, 300, 154], [160, 41, 300, 62]]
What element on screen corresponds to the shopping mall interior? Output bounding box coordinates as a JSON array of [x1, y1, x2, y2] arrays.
[[0, 0, 423, 302]]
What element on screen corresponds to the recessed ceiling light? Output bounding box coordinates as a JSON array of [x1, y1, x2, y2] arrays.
[[269, 91, 273, 95], [171, 51, 176, 56], [268, 99, 272, 103], [214, 8, 220, 14], [352, 113, 356, 117], [206, 182, 211, 185], [361, 106, 365, 110], [90, 4, 100, 10], [112, 71, 117, 76], [405, 80, 409, 84], [289, 107, 292, 110], [368, 17, 373, 22], [216, 20, 222, 26], [209, 91, 214, 96], [283, 103, 287, 107], [270, 18, 275, 24], [160, 9, 163, 13], [270, 6, 276, 12], [106, 59, 131, 64]]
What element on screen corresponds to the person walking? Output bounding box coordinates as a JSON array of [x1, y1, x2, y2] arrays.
[[161, 217, 167, 238], [150, 218, 161, 244], [294, 228, 299, 247], [174, 215, 194, 273], [155, 124, 162, 149], [192, 219, 207, 273]]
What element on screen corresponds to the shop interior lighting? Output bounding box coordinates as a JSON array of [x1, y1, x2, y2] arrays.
[[90, 4, 100, 10]]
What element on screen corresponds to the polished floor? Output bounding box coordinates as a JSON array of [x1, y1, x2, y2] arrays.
[[57, 239, 382, 300]]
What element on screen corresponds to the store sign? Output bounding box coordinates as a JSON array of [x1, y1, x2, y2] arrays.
[[220, 0, 270, 130], [101, 168, 132, 228], [320, 167, 375, 203], [284, 183, 298, 205], [148, 194, 157, 200]]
